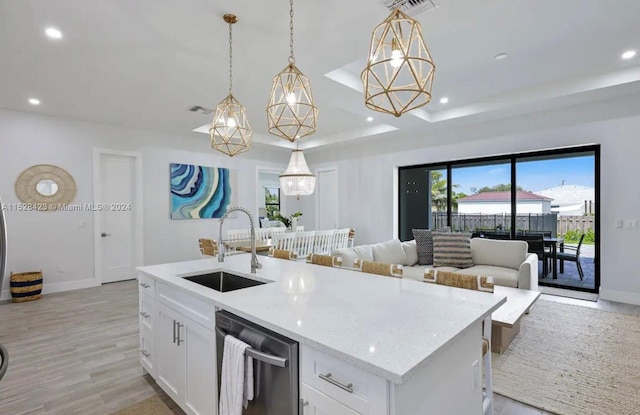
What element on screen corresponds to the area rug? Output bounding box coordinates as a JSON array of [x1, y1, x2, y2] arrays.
[[492, 299, 640, 415], [540, 286, 599, 302], [111, 396, 175, 415]]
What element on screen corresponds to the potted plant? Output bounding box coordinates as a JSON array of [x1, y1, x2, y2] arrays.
[[290, 212, 302, 231], [274, 212, 302, 230]]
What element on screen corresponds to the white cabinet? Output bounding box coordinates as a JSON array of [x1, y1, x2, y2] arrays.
[[155, 302, 217, 415], [301, 383, 360, 415]]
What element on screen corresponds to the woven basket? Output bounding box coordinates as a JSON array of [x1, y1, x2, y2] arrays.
[[10, 271, 43, 303]]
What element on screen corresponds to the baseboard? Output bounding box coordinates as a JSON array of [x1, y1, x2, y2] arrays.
[[599, 288, 640, 306], [1, 278, 100, 302]]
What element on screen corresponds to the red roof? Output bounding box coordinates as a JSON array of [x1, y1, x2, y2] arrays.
[[458, 191, 553, 202]]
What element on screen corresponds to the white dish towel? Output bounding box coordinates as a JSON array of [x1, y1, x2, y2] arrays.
[[219, 335, 254, 415]]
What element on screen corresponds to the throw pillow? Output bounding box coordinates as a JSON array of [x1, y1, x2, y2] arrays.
[[401, 240, 419, 266], [432, 232, 473, 268], [370, 239, 408, 265], [412, 229, 433, 265], [413, 227, 452, 265]]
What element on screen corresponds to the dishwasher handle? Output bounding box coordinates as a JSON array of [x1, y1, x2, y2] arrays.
[[216, 326, 289, 368]]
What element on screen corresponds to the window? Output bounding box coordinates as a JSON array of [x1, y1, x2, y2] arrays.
[[265, 186, 280, 219]]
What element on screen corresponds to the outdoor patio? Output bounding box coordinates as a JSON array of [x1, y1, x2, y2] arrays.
[[538, 244, 595, 290]]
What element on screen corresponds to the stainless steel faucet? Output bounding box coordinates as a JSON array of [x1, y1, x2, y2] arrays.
[[218, 206, 262, 274]]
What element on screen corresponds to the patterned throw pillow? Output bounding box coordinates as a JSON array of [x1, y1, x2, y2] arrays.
[[412, 228, 451, 265], [432, 232, 473, 268]]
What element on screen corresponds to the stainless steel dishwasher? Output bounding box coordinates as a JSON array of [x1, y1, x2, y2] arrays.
[[216, 310, 299, 414]]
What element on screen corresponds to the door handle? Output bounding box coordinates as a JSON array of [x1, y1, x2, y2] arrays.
[[173, 320, 177, 344], [318, 372, 354, 393], [299, 399, 309, 413], [101, 232, 111, 237], [176, 322, 184, 346], [139, 312, 150, 319]]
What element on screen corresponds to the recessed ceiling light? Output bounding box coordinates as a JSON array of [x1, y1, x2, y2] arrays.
[[494, 53, 508, 61], [439, 97, 449, 104], [45, 27, 63, 39], [622, 50, 637, 60], [366, 116, 374, 122], [28, 98, 41, 105]]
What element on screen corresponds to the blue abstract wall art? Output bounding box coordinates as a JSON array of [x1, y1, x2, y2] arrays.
[[170, 163, 233, 219]]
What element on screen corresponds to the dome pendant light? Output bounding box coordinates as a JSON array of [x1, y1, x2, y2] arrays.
[[279, 143, 316, 199], [361, 5, 436, 117], [210, 14, 253, 157], [267, 0, 318, 142]]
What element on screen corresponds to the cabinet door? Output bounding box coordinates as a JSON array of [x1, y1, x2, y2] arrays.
[[183, 318, 217, 415], [157, 304, 185, 403], [302, 383, 361, 415]]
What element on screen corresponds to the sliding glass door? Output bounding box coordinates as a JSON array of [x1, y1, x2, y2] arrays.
[[516, 151, 597, 291], [398, 145, 600, 293]]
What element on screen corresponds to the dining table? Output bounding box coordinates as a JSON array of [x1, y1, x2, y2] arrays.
[[543, 237, 564, 279], [224, 238, 272, 254]]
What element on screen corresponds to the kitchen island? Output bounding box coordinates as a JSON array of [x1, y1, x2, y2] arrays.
[[137, 254, 506, 415]]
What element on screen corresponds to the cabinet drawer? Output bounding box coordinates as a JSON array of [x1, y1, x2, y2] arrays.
[[301, 383, 360, 415], [301, 345, 388, 414], [138, 274, 156, 298], [139, 293, 155, 331], [157, 281, 216, 330], [139, 324, 155, 377]]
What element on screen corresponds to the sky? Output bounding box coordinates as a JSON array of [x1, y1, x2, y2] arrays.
[[446, 155, 595, 195]]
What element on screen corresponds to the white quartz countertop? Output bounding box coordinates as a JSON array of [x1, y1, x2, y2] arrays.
[[138, 255, 506, 384]]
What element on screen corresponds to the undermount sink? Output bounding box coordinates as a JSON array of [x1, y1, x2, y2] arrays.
[[183, 271, 267, 292]]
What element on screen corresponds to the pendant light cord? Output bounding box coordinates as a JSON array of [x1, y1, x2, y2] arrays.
[[228, 22, 233, 94], [289, 0, 295, 64]]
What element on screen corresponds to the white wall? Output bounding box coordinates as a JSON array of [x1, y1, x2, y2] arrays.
[[307, 115, 640, 305], [0, 109, 288, 299]]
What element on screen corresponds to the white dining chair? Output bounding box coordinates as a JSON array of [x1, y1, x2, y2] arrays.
[[269, 227, 286, 238], [314, 230, 334, 254], [254, 228, 270, 244], [271, 232, 297, 252], [332, 228, 350, 250], [294, 231, 316, 258], [225, 229, 251, 241]]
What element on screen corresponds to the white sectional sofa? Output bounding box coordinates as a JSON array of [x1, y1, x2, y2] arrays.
[[333, 237, 538, 290]]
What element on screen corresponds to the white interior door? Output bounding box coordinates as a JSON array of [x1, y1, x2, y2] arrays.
[[99, 153, 135, 283], [317, 169, 338, 230]]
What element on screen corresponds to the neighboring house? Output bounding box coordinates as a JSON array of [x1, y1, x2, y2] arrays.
[[536, 184, 595, 216], [457, 191, 553, 214]]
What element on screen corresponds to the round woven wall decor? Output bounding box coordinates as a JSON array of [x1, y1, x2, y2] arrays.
[[15, 164, 77, 210]]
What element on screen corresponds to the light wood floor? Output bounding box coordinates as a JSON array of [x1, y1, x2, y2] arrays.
[[1, 281, 637, 415]]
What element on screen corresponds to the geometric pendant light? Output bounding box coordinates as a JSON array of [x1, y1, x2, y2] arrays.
[[210, 14, 253, 157], [279, 147, 316, 199], [267, 0, 318, 142], [361, 7, 436, 117]]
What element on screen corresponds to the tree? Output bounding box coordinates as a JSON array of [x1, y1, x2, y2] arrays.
[[430, 171, 466, 211]]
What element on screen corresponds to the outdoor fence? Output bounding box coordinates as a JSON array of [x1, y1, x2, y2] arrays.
[[432, 212, 594, 237], [557, 216, 595, 235]]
